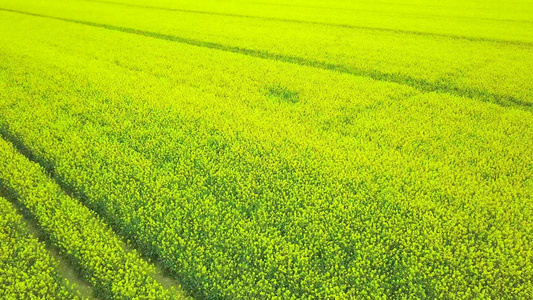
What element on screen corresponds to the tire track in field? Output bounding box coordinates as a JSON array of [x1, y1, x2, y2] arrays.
[[82, 0, 533, 46], [1, 7, 532, 111], [0, 184, 99, 300], [0, 127, 193, 300], [250, 0, 533, 25], [246, 0, 533, 22]]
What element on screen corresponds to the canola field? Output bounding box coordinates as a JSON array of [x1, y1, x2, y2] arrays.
[[1, 0, 532, 299]]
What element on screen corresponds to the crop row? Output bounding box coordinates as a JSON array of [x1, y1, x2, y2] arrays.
[[0, 137, 183, 299], [0, 0, 532, 105], [114, 0, 533, 39], [0, 195, 80, 299], [1, 11, 532, 299], [6, 0, 533, 41]]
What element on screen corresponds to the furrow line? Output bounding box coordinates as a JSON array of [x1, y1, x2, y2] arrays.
[[244, 0, 533, 24], [81, 0, 533, 46], [0, 185, 99, 300], [0, 128, 190, 300], [0, 7, 531, 110]]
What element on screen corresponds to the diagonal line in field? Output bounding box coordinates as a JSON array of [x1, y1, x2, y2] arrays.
[[0, 184, 100, 299], [82, 0, 533, 47], [0, 125, 194, 300], [0, 7, 531, 111], [244, 0, 533, 25]]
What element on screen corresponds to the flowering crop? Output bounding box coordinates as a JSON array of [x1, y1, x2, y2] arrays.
[[0, 1, 532, 299], [0, 138, 182, 299], [0, 196, 80, 299], [1, 0, 532, 106]]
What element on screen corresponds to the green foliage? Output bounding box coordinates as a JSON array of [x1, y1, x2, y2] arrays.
[[0, 196, 80, 299], [0, 139, 180, 299], [1, 0, 533, 105], [0, 0, 532, 299]]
